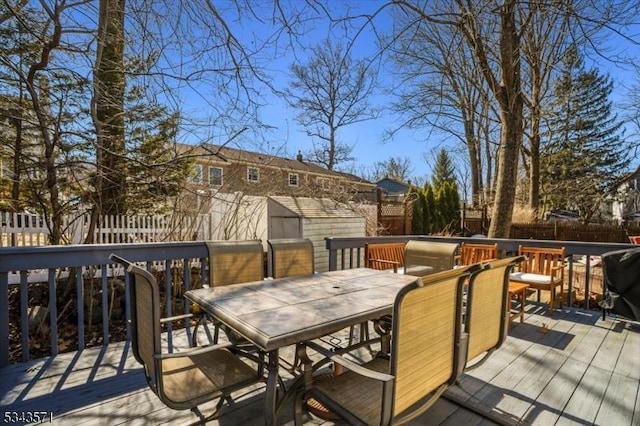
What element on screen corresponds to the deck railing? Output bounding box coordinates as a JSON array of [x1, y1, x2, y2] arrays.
[[325, 234, 636, 305], [0, 242, 208, 367], [1, 236, 637, 368]]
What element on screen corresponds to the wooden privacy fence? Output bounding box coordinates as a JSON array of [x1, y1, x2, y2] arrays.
[[510, 222, 640, 243], [0, 212, 211, 247], [377, 201, 412, 235]]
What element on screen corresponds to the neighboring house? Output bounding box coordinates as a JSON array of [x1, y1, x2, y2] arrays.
[[545, 209, 581, 222], [374, 177, 411, 202], [183, 143, 375, 201], [610, 171, 640, 223]]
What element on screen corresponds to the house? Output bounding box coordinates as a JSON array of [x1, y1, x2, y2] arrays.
[[181, 143, 374, 204], [374, 177, 411, 202], [611, 171, 640, 223]]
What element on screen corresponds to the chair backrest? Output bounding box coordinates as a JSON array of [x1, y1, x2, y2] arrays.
[[404, 240, 459, 276], [110, 255, 161, 390], [464, 256, 525, 369], [517, 246, 566, 275], [458, 242, 498, 265], [365, 242, 406, 270], [267, 238, 314, 278], [206, 240, 264, 286], [390, 264, 479, 418]]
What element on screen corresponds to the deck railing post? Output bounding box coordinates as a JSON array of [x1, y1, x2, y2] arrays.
[[0, 273, 9, 367]]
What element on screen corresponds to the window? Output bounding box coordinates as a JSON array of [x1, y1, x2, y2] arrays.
[[209, 166, 223, 186], [247, 167, 259, 183], [288, 173, 299, 187], [191, 164, 202, 183]]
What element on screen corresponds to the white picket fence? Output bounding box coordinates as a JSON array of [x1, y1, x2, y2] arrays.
[[0, 211, 212, 247]]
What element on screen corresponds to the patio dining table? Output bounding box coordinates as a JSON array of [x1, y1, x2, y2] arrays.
[[184, 267, 419, 426]]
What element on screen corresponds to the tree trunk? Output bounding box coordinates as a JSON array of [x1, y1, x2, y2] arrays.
[[487, 2, 523, 238], [95, 0, 126, 216]]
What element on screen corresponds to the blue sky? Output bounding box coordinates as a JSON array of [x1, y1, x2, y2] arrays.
[[177, 1, 639, 183]]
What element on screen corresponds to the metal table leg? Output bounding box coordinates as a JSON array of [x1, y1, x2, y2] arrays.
[[264, 349, 279, 426]]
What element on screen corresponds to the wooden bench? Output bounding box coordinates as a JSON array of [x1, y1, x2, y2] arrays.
[[364, 242, 406, 273]]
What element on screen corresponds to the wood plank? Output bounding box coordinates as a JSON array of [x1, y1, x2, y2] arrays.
[[1, 308, 638, 426], [593, 371, 638, 426], [556, 364, 612, 425]]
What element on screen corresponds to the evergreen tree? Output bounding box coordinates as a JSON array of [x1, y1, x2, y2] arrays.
[[542, 46, 631, 223], [432, 149, 456, 190], [424, 184, 438, 233], [408, 185, 424, 234], [437, 181, 461, 233]]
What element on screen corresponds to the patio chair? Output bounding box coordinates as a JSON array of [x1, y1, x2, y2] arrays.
[[267, 238, 314, 370], [365, 242, 406, 273], [109, 254, 265, 421], [456, 242, 499, 266], [461, 256, 525, 371], [294, 265, 480, 426], [268, 238, 314, 278], [443, 255, 527, 426], [206, 240, 264, 286], [599, 247, 640, 321], [404, 240, 459, 276], [193, 240, 264, 346], [509, 246, 566, 317]]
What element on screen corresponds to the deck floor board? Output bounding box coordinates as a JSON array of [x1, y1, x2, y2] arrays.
[[1, 304, 638, 425]]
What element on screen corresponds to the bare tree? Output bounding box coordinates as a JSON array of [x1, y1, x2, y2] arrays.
[[371, 156, 413, 182], [285, 38, 378, 170], [388, 9, 499, 208]]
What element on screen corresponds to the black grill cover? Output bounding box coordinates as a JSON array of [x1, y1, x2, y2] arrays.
[[599, 247, 640, 321]]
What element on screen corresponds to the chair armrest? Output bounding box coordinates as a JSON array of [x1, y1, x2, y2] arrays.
[[160, 313, 193, 324], [154, 341, 234, 360], [304, 341, 394, 383], [550, 264, 565, 278]]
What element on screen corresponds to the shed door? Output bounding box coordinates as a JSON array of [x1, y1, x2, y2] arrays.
[[270, 217, 301, 239]]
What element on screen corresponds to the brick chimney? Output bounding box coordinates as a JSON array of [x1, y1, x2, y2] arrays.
[[296, 150, 303, 162]]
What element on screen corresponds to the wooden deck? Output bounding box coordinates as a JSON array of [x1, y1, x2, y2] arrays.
[[1, 304, 639, 425]]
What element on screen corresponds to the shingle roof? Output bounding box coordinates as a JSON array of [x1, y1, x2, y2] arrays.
[[270, 196, 364, 218]]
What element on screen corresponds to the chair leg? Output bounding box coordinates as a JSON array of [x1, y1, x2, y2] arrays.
[[293, 389, 307, 426], [549, 287, 555, 318]]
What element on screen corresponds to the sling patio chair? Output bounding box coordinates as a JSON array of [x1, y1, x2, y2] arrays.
[[460, 255, 525, 372], [109, 254, 265, 421], [267, 238, 315, 371], [442, 256, 527, 425], [293, 264, 480, 426], [404, 240, 459, 276], [193, 240, 265, 347], [268, 238, 315, 278], [509, 245, 566, 317]]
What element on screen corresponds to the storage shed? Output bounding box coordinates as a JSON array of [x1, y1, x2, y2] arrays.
[[209, 193, 366, 272], [268, 196, 366, 272]]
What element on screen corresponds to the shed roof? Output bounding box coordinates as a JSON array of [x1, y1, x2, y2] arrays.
[[270, 196, 363, 219]]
